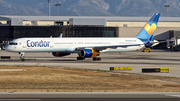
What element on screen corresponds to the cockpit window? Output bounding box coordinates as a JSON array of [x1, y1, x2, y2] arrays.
[[9, 43, 18, 45]]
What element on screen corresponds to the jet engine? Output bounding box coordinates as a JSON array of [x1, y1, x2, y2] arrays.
[[52, 52, 70, 57], [79, 49, 100, 58]]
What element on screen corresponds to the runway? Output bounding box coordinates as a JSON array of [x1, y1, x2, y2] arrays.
[[0, 49, 180, 77], [0, 92, 179, 101]]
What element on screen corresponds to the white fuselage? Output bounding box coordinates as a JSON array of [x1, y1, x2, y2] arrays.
[[5, 37, 145, 53]]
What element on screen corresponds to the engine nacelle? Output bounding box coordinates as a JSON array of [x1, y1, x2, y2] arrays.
[[52, 52, 70, 57], [79, 49, 100, 58]]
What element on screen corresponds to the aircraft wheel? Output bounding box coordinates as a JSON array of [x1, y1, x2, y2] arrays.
[[77, 57, 85, 60], [93, 57, 101, 61], [97, 57, 101, 60], [21, 58, 25, 62]]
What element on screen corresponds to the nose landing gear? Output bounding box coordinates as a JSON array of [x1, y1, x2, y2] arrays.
[[19, 52, 25, 62]]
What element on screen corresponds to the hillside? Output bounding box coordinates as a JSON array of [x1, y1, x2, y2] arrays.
[[0, 0, 180, 17]]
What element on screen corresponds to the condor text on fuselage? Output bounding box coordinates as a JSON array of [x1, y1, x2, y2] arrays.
[[27, 40, 50, 47]]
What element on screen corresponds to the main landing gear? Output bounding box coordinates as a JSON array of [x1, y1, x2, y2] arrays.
[[19, 52, 25, 62], [93, 57, 101, 61], [77, 57, 85, 60], [76, 57, 101, 61]]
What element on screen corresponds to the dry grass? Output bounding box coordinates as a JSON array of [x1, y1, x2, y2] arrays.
[[0, 65, 180, 92]]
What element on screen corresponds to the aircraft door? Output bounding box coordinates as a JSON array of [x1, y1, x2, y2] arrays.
[[22, 41, 26, 48], [50, 41, 54, 48]]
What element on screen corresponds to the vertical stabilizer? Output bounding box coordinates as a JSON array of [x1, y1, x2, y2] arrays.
[[136, 13, 160, 40]]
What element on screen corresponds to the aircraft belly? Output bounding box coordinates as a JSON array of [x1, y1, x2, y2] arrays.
[[100, 46, 142, 53]]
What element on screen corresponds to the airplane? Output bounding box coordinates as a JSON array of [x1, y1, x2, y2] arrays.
[[5, 13, 160, 62]]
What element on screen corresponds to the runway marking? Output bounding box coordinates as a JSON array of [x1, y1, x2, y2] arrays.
[[170, 95, 180, 98], [0, 99, 41, 100], [36, 63, 41, 65], [144, 65, 159, 67], [90, 64, 101, 66]]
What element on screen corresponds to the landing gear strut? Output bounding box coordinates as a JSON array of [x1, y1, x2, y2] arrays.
[[93, 57, 101, 61], [19, 52, 25, 62]]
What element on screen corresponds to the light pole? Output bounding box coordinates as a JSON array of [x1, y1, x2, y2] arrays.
[[54, 3, 61, 16], [164, 5, 170, 17], [47, 0, 52, 16]]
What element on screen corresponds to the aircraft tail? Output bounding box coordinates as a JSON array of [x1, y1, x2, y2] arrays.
[[135, 13, 160, 40]]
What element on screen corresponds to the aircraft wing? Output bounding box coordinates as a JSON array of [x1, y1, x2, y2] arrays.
[[76, 44, 142, 51]]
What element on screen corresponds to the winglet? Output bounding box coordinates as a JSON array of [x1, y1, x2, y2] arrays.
[[60, 33, 63, 38]]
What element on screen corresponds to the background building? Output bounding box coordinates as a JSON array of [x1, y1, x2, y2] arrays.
[[0, 15, 180, 48]]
